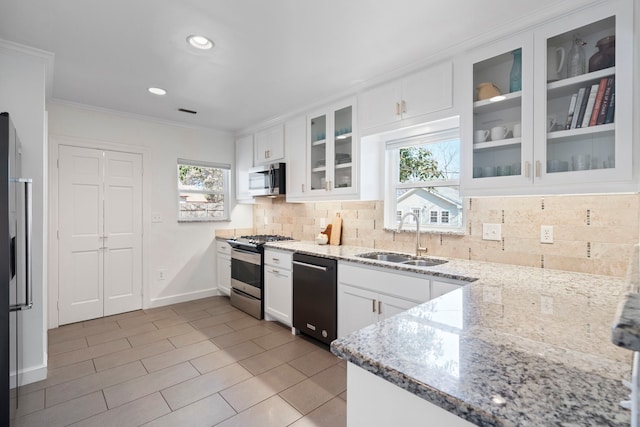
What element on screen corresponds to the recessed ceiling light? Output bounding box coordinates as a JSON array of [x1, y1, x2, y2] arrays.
[[148, 87, 167, 96], [187, 35, 213, 50]]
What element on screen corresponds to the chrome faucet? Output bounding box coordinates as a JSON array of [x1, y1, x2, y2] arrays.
[[397, 212, 427, 257]]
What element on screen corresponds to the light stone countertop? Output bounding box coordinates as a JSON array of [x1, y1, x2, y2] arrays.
[[266, 240, 633, 426]]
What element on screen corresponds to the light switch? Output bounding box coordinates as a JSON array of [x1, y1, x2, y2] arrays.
[[482, 223, 502, 241], [151, 213, 162, 223]]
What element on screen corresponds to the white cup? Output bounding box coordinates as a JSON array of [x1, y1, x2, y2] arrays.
[[490, 126, 508, 141], [474, 129, 490, 143], [513, 123, 521, 138]]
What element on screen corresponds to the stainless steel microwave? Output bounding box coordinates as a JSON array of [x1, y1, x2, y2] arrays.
[[248, 163, 286, 197]]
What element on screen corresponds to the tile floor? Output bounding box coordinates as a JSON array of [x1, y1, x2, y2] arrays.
[[11, 296, 347, 427]]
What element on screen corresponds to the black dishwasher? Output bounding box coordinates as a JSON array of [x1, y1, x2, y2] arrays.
[[292, 253, 337, 345]]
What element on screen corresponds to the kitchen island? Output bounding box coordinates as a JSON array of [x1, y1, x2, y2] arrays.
[[267, 240, 632, 426]]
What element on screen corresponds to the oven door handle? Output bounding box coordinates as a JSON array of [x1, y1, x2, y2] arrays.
[[293, 260, 328, 272]]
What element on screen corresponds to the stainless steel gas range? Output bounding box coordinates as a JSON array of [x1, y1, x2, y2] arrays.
[[226, 235, 293, 319]]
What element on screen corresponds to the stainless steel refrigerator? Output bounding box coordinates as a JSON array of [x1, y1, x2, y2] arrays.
[[1, 112, 33, 424]]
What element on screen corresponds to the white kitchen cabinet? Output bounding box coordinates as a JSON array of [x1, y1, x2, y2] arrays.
[[264, 249, 293, 326], [284, 115, 307, 201], [431, 280, 462, 300], [359, 61, 453, 130], [462, 0, 633, 195], [338, 262, 431, 338], [216, 240, 231, 296], [235, 134, 254, 202], [254, 123, 284, 165], [307, 99, 358, 200]]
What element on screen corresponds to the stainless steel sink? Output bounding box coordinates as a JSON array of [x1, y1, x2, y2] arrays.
[[400, 259, 446, 267], [355, 252, 447, 267]]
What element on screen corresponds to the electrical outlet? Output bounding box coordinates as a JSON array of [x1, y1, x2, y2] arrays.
[[540, 225, 554, 244], [158, 269, 166, 280], [482, 223, 502, 241], [151, 213, 162, 223]]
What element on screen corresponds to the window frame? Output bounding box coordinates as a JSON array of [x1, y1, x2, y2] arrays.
[[177, 158, 231, 222], [383, 116, 464, 233]]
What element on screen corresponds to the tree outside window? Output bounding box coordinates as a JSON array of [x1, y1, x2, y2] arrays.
[[177, 159, 230, 221]]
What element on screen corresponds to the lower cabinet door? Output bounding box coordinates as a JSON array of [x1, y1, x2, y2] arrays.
[[378, 294, 418, 321], [217, 256, 231, 296], [338, 285, 378, 338], [264, 267, 292, 326]]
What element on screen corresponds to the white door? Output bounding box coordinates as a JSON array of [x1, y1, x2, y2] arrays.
[[103, 150, 142, 316], [58, 145, 142, 324]]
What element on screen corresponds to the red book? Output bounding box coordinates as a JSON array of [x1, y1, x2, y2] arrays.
[[589, 78, 609, 126], [596, 77, 615, 125]]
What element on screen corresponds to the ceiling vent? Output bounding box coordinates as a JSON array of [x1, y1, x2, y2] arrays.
[[178, 108, 197, 114]]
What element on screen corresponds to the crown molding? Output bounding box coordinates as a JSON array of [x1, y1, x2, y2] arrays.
[[0, 39, 55, 102]]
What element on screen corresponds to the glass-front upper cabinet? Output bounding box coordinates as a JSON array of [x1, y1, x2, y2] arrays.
[[461, 34, 533, 191], [534, 0, 632, 189], [308, 100, 356, 197]]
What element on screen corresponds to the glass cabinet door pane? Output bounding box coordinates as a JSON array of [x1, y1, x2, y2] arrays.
[[310, 114, 326, 190], [472, 49, 523, 179], [545, 16, 616, 174], [334, 106, 353, 190]]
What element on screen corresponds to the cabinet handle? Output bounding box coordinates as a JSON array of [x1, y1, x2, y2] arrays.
[[401, 100, 406, 114], [378, 301, 382, 314], [525, 161, 531, 178], [535, 160, 541, 178], [395, 102, 400, 115], [372, 299, 376, 313], [271, 269, 279, 275], [302, 184, 305, 192]]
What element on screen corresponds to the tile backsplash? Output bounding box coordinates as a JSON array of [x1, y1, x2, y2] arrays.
[[252, 194, 640, 277]]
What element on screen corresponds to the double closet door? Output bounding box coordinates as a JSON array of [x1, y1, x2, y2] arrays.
[[58, 145, 142, 325]]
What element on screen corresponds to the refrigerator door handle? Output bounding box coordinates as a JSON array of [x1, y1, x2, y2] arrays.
[[10, 178, 33, 312]]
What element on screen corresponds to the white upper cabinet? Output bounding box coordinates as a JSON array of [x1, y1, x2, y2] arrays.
[[235, 134, 254, 202], [307, 99, 358, 199], [254, 123, 285, 165], [462, 0, 633, 195], [284, 115, 307, 201], [359, 61, 453, 130]]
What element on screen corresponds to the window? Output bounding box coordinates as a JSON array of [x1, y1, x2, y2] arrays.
[[383, 116, 463, 232], [177, 159, 230, 222]]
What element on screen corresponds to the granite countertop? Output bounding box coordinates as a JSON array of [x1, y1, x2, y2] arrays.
[[267, 240, 633, 426]]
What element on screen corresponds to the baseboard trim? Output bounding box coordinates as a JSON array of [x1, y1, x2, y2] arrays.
[[146, 288, 220, 309], [11, 362, 48, 388]]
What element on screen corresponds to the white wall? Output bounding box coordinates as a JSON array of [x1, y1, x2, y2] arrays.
[[47, 102, 252, 327], [0, 41, 51, 384]]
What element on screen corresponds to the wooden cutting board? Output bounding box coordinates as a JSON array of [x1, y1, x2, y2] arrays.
[[330, 213, 342, 245]]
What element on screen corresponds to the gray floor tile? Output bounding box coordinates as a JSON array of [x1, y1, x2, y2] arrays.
[[239, 339, 318, 376], [117, 308, 179, 329], [48, 338, 131, 369], [70, 392, 171, 427], [19, 360, 96, 395], [46, 361, 147, 407], [103, 362, 199, 409], [220, 363, 307, 412], [141, 340, 218, 372], [288, 397, 347, 427], [279, 364, 347, 415], [252, 327, 298, 350], [93, 339, 175, 372], [127, 322, 195, 347], [190, 348, 239, 374], [10, 389, 44, 418], [161, 363, 252, 410], [226, 316, 263, 331], [190, 310, 248, 330], [142, 393, 235, 427], [86, 322, 157, 346], [288, 348, 341, 377], [48, 336, 88, 356], [167, 330, 211, 348], [214, 395, 302, 427], [15, 391, 107, 427], [210, 325, 274, 348], [48, 321, 121, 345]]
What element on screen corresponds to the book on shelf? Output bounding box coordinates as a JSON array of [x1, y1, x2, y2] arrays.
[[589, 78, 609, 126], [604, 91, 615, 124], [569, 87, 587, 129], [564, 93, 578, 130], [596, 76, 615, 125], [580, 83, 600, 128], [574, 85, 592, 129]]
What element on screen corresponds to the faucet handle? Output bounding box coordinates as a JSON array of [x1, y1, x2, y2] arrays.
[[417, 246, 428, 256]]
